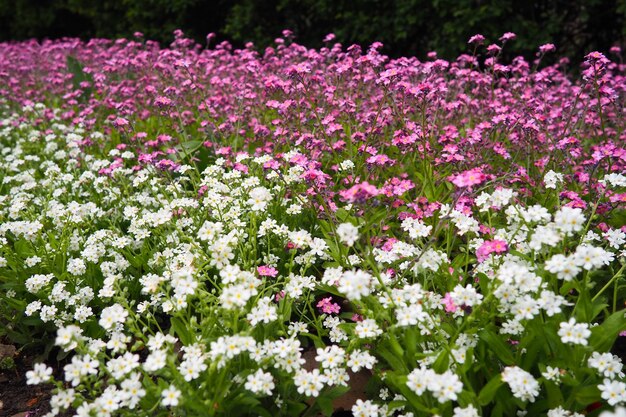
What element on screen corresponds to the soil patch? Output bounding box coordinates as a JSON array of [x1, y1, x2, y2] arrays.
[[0, 344, 70, 417]]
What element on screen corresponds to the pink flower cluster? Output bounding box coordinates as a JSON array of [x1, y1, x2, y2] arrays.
[[316, 297, 341, 315], [257, 265, 278, 277], [476, 240, 509, 262], [0, 32, 624, 215]]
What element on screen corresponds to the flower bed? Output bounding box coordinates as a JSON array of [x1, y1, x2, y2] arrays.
[[0, 31, 625, 417]]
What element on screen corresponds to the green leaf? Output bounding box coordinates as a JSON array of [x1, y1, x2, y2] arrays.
[[66, 55, 94, 101], [574, 385, 600, 405], [179, 140, 204, 154], [170, 316, 192, 345], [317, 396, 334, 416], [378, 336, 408, 373], [544, 381, 564, 408], [589, 309, 626, 352], [385, 372, 432, 413], [13, 239, 31, 257], [432, 350, 449, 373], [479, 329, 515, 365], [405, 327, 418, 362], [574, 286, 592, 322], [478, 373, 503, 405], [476, 272, 490, 294], [286, 401, 308, 416], [334, 208, 352, 223]]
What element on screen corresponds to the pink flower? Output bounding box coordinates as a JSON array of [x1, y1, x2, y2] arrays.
[[113, 117, 129, 128], [263, 159, 280, 170], [233, 163, 249, 173], [323, 33, 336, 42], [468, 34, 486, 45], [499, 32, 516, 42], [449, 169, 486, 188], [539, 43, 556, 54], [257, 265, 278, 277], [351, 314, 363, 322], [443, 293, 458, 313], [316, 297, 341, 314], [476, 239, 508, 262], [339, 182, 379, 203]]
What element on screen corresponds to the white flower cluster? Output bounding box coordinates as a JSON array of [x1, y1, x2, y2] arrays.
[[406, 366, 463, 403], [501, 366, 540, 402], [2, 110, 625, 417]]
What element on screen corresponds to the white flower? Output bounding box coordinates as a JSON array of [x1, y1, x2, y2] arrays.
[[601, 173, 626, 187], [244, 369, 275, 396], [25, 300, 42, 316], [144, 349, 167, 372], [98, 303, 128, 331], [246, 296, 278, 326], [588, 351, 625, 379], [338, 269, 372, 300], [501, 366, 540, 402], [339, 160, 355, 171], [545, 254, 580, 281], [544, 170, 564, 189], [294, 369, 326, 397], [599, 379, 626, 406], [395, 304, 428, 326], [73, 305, 93, 323], [106, 352, 140, 380], [67, 258, 87, 276], [247, 186, 272, 211], [453, 404, 480, 417], [599, 407, 626, 417], [55, 325, 82, 351], [547, 406, 584, 417], [604, 229, 626, 249], [406, 367, 462, 403], [25, 273, 54, 293], [25, 255, 42, 267], [554, 207, 586, 234], [337, 222, 359, 246], [161, 385, 181, 407], [50, 388, 75, 410], [355, 319, 382, 339], [450, 284, 483, 307], [541, 366, 562, 382], [558, 318, 591, 346], [179, 356, 208, 382], [26, 363, 53, 385], [352, 399, 379, 417], [574, 245, 614, 270], [431, 371, 463, 403], [401, 217, 432, 239], [406, 367, 432, 395], [315, 345, 346, 369]]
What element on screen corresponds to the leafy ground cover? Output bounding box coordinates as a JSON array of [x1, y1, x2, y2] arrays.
[[0, 31, 625, 417]]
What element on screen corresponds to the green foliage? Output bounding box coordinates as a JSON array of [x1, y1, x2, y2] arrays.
[[0, 0, 624, 61]]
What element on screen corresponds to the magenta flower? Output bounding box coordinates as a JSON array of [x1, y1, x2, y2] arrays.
[[443, 293, 458, 313], [449, 169, 486, 188], [476, 240, 509, 262], [316, 297, 341, 314], [538, 43, 556, 54], [351, 314, 364, 322], [499, 32, 517, 42], [257, 265, 278, 278], [339, 182, 380, 203], [468, 34, 486, 45]]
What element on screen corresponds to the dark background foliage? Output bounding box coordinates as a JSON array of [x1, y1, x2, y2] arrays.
[[0, 0, 625, 61]]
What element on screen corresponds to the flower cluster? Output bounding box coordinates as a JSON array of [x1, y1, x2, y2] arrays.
[[0, 31, 625, 417]]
